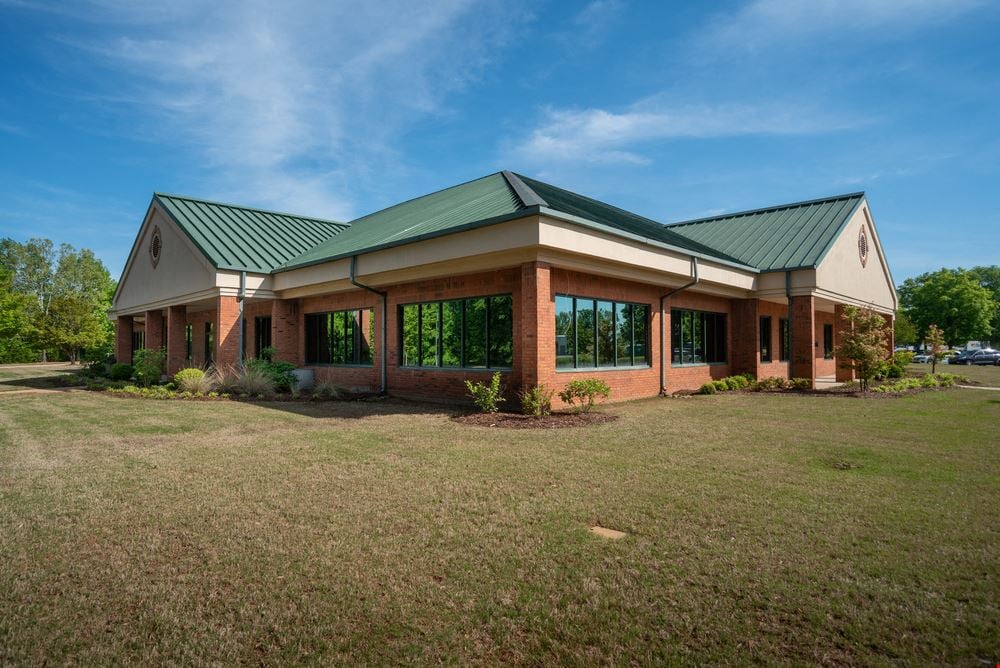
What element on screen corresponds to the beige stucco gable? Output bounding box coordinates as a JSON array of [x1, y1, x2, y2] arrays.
[[112, 203, 218, 315], [813, 202, 897, 313]]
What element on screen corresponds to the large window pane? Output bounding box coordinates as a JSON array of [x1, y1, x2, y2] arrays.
[[576, 299, 596, 368], [420, 303, 439, 366], [555, 295, 575, 369], [488, 295, 513, 368], [401, 304, 419, 366], [779, 318, 790, 361], [760, 316, 771, 362], [464, 298, 487, 368], [671, 309, 682, 364], [616, 303, 632, 366], [633, 305, 649, 366], [596, 300, 615, 367], [359, 310, 373, 365], [441, 300, 463, 367], [331, 311, 346, 364]]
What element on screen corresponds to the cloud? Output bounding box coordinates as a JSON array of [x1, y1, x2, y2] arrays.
[[38, 0, 526, 219], [699, 0, 984, 53], [0, 121, 27, 136], [507, 99, 866, 166]]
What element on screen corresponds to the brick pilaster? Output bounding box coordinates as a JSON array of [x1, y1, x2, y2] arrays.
[[519, 261, 551, 390], [166, 305, 188, 374], [215, 296, 241, 368], [145, 309, 164, 352], [834, 303, 855, 382], [115, 315, 133, 364], [883, 314, 895, 357], [790, 295, 816, 386], [271, 299, 301, 366], [730, 298, 760, 377]]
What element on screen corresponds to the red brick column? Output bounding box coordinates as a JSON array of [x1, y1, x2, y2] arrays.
[[145, 309, 164, 352], [166, 305, 188, 374], [215, 296, 241, 368], [883, 314, 895, 357], [271, 299, 301, 366], [833, 303, 855, 382], [115, 315, 133, 364], [730, 298, 759, 377], [519, 261, 551, 390], [790, 295, 816, 386]]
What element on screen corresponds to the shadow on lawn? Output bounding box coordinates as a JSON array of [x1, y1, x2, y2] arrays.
[[0, 371, 78, 391], [212, 395, 464, 421]]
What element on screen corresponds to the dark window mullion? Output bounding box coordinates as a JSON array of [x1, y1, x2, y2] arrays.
[[437, 302, 443, 368], [460, 300, 466, 368], [485, 297, 492, 368]]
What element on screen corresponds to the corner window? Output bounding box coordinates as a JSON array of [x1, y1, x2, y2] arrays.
[[779, 318, 790, 361], [204, 322, 214, 364], [671, 309, 726, 365], [555, 295, 649, 369], [131, 330, 145, 353], [305, 309, 373, 365], [254, 316, 272, 358], [823, 323, 834, 359], [760, 316, 772, 362], [399, 295, 512, 369]]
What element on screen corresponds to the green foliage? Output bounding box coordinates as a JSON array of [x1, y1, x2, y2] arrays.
[[699, 375, 753, 394], [313, 380, 345, 399], [790, 377, 812, 390], [244, 357, 296, 391], [753, 376, 790, 391], [893, 312, 918, 346], [876, 351, 914, 379], [871, 373, 963, 393], [558, 378, 611, 412], [699, 382, 717, 395], [834, 305, 890, 392], [174, 367, 215, 394], [898, 267, 995, 346], [109, 363, 133, 381], [132, 348, 165, 387], [925, 324, 947, 374], [519, 384, 554, 418], [713, 380, 728, 391], [0, 267, 34, 362], [968, 265, 1000, 340], [215, 364, 276, 397], [105, 384, 230, 400], [465, 372, 506, 414]]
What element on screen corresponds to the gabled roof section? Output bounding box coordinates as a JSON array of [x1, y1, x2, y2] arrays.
[[280, 172, 525, 270], [514, 174, 747, 264], [154, 193, 348, 273], [665, 193, 866, 272]]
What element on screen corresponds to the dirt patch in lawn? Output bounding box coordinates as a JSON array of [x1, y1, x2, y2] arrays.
[[452, 411, 618, 429]]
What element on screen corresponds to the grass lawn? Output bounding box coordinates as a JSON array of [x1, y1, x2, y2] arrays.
[[0, 362, 77, 392], [909, 361, 1000, 386], [1, 369, 997, 664]]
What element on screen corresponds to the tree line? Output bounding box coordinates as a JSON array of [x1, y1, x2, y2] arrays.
[[895, 266, 999, 348], [0, 238, 116, 363]]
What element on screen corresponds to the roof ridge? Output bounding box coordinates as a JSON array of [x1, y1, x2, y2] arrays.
[[665, 192, 866, 228], [514, 173, 666, 226], [501, 171, 548, 207], [153, 192, 346, 226]]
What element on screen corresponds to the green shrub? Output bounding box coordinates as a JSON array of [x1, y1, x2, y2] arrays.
[[109, 363, 133, 381], [174, 367, 215, 394], [558, 378, 611, 413], [712, 380, 728, 391], [754, 376, 789, 391], [790, 377, 812, 390], [314, 380, 344, 399], [132, 348, 165, 387], [724, 375, 749, 391], [465, 372, 506, 413], [519, 384, 554, 418], [244, 357, 296, 391], [700, 382, 717, 395]]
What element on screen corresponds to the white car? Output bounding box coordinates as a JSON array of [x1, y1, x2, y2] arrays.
[[912, 353, 933, 363]]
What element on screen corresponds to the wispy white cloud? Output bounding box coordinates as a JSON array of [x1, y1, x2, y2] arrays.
[[506, 98, 866, 167], [563, 0, 624, 49], [38, 0, 526, 219], [0, 121, 27, 136], [698, 0, 984, 53]]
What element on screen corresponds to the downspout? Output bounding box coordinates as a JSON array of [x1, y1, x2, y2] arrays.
[[238, 270, 246, 366], [350, 255, 388, 395], [659, 257, 699, 395], [785, 271, 793, 380]]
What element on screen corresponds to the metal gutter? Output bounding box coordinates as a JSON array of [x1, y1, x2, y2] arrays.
[[785, 271, 793, 380], [238, 271, 246, 365], [658, 257, 699, 395], [350, 255, 388, 394]]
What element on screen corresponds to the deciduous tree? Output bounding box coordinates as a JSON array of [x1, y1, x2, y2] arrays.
[[835, 305, 890, 392], [898, 268, 995, 345], [925, 324, 946, 374]]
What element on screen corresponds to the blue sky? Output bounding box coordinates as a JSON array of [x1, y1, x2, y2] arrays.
[[1, 0, 998, 282]]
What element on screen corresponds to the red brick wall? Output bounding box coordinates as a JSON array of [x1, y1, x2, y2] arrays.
[[115, 315, 133, 364], [271, 299, 301, 366], [145, 310, 164, 352], [166, 305, 187, 374], [730, 298, 759, 376], [790, 295, 816, 384], [757, 300, 790, 379]]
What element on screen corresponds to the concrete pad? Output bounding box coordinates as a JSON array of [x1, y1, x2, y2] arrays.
[[589, 525, 627, 540]]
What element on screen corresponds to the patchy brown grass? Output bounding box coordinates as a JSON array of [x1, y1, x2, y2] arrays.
[[0, 379, 997, 665]]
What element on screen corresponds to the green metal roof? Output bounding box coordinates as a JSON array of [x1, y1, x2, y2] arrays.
[[514, 173, 746, 264], [154, 193, 347, 273], [665, 193, 866, 272], [280, 173, 524, 270]]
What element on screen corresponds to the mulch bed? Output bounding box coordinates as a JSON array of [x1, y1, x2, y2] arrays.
[[452, 411, 618, 429]]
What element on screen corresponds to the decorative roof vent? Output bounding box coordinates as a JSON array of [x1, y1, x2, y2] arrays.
[[858, 226, 869, 268], [149, 225, 162, 268]]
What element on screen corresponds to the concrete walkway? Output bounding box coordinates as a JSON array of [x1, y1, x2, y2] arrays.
[[957, 384, 1000, 391]]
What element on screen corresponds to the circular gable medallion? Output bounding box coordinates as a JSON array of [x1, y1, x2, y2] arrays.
[[858, 226, 869, 268], [149, 226, 162, 268]]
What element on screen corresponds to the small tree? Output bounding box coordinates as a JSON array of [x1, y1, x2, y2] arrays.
[[834, 305, 889, 392], [925, 324, 946, 374]]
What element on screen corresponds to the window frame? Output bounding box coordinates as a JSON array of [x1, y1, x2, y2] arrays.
[[254, 316, 272, 359], [398, 294, 513, 370], [779, 318, 790, 362], [185, 324, 193, 361], [303, 308, 374, 367], [760, 316, 772, 362], [554, 294, 651, 371], [671, 308, 727, 366], [204, 321, 214, 365], [823, 323, 834, 359]]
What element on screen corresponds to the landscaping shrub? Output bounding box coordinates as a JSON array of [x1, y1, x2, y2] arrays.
[[700, 382, 717, 395], [465, 372, 506, 413], [712, 380, 728, 391], [724, 375, 750, 391], [519, 384, 554, 418], [132, 348, 165, 387], [314, 380, 345, 399], [109, 363, 133, 381], [244, 357, 296, 391], [214, 364, 276, 397], [558, 378, 611, 413], [84, 359, 108, 378], [174, 367, 215, 394], [790, 377, 812, 390], [754, 376, 789, 391]]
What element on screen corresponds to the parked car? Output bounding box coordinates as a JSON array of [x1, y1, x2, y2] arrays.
[[950, 349, 1000, 365], [912, 352, 934, 363]]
